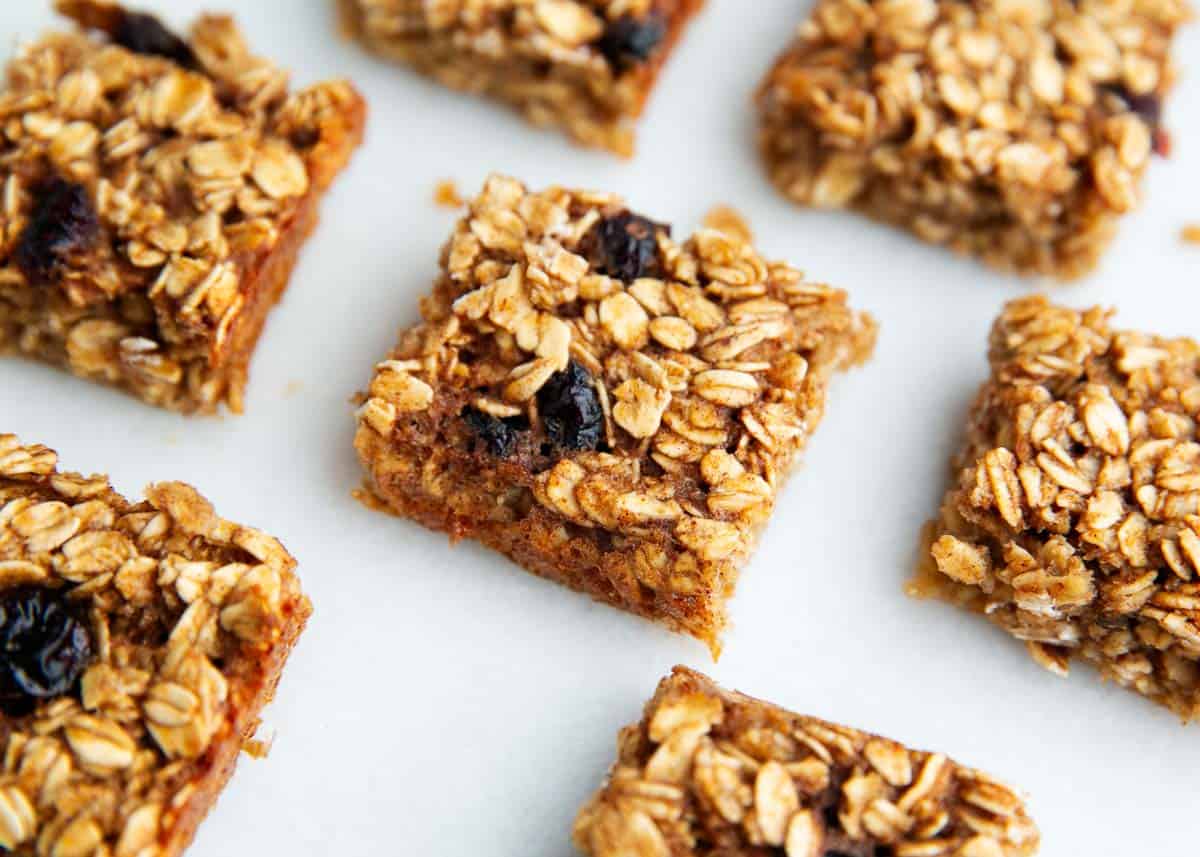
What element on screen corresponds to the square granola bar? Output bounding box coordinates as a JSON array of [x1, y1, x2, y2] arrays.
[[354, 175, 876, 654], [918, 296, 1200, 720], [757, 0, 1190, 278], [338, 0, 703, 156], [0, 434, 311, 855], [0, 1, 365, 413], [573, 667, 1040, 857]]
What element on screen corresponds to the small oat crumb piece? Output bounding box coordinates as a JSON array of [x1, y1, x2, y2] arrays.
[[242, 735, 274, 759], [434, 180, 464, 209], [757, 0, 1190, 279], [0, 433, 310, 856], [355, 174, 876, 655], [573, 667, 1041, 857], [918, 296, 1200, 722], [702, 205, 754, 245], [339, 0, 704, 156], [0, 1, 366, 414], [1182, 225, 1200, 244]]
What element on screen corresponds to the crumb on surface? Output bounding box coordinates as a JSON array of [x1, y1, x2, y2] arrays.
[[434, 179, 464, 209]]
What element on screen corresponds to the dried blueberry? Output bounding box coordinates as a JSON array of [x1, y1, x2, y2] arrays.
[[595, 14, 667, 70], [1107, 85, 1168, 156], [14, 178, 99, 285], [0, 588, 93, 716], [536, 361, 604, 452], [585, 211, 664, 282], [114, 9, 197, 68], [462, 407, 529, 458]]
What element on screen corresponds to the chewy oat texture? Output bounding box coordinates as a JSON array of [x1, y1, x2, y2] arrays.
[[757, 0, 1190, 278], [339, 0, 703, 156], [0, 0, 365, 413], [919, 296, 1200, 721], [0, 434, 311, 856], [354, 175, 876, 655], [573, 667, 1039, 857]]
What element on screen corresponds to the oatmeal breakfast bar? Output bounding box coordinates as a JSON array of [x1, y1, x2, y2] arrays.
[[0, 1, 365, 413], [918, 296, 1200, 720], [338, 0, 703, 156], [354, 175, 875, 655], [757, 0, 1190, 278], [573, 667, 1040, 857], [0, 434, 311, 855]]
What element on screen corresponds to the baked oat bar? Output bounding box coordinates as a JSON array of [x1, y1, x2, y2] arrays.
[[0, 434, 311, 856], [573, 667, 1040, 857], [0, 1, 365, 413], [338, 0, 703, 156], [918, 296, 1200, 720], [354, 175, 876, 654], [757, 0, 1190, 278]]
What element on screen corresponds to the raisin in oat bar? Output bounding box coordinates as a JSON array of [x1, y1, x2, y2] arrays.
[[757, 0, 1190, 278], [338, 0, 703, 156], [354, 175, 876, 654], [0, 433, 311, 856], [0, 1, 365, 413], [573, 667, 1040, 857], [918, 296, 1200, 720]]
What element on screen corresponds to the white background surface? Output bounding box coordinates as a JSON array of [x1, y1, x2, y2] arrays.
[[2, 2, 1199, 855]]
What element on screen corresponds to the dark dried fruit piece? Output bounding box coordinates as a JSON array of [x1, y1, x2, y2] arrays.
[[585, 211, 664, 282], [536, 361, 604, 451], [595, 14, 667, 70], [14, 178, 100, 285], [1108, 85, 1169, 157], [114, 9, 197, 68], [0, 587, 94, 716], [462, 407, 529, 458]]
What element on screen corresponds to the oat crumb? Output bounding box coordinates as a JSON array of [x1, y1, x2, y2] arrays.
[[242, 735, 275, 759], [434, 180, 464, 209]]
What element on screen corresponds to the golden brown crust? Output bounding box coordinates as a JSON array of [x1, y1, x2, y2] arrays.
[[0, 434, 311, 855], [355, 175, 876, 654], [339, 0, 704, 156], [573, 667, 1040, 857], [917, 296, 1200, 721], [0, 2, 366, 413], [160, 594, 310, 857]]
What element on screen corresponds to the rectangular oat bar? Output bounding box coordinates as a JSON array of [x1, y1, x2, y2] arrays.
[[573, 667, 1040, 857], [918, 296, 1200, 721], [338, 0, 703, 156], [0, 1, 365, 413], [756, 0, 1190, 278], [0, 434, 311, 855], [354, 174, 876, 655]]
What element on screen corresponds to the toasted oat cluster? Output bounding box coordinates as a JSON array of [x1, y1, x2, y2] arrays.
[[757, 0, 1190, 278], [918, 297, 1200, 720], [354, 174, 876, 654], [339, 0, 703, 156], [0, 434, 310, 857], [0, 1, 365, 413], [573, 667, 1040, 857]]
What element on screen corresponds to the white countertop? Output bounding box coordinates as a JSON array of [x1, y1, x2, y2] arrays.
[[2, 2, 1198, 854]]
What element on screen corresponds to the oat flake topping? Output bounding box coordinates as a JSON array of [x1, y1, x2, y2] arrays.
[[919, 296, 1200, 721]]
